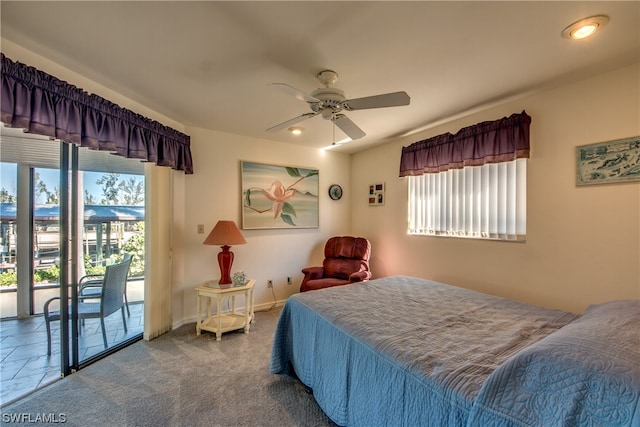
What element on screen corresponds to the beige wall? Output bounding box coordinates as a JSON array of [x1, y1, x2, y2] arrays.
[[5, 39, 638, 321], [173, 127, 351, 324], [350, 64, 640, 314]]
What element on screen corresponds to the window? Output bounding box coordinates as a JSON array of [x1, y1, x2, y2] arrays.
[[407, 159, 526, 240], [400, 112, 530, 241]]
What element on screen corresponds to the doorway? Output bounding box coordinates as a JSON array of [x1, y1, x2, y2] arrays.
[[0, 129, 145, 403]]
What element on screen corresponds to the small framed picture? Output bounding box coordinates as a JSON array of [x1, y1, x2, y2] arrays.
[[368, 183, 385, 206]]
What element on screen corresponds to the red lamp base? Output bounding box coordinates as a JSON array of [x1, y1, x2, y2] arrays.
[[218, 245, 234, 285]]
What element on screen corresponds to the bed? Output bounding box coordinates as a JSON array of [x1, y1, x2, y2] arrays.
[[270, 275, 640, 426]]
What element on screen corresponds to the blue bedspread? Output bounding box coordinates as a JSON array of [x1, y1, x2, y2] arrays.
[[469, 299, 640, 427], [269, 275, 583, 426]]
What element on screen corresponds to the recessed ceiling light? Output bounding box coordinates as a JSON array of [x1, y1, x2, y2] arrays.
[[562, 15, 609, 40], [288, 127, 303, 135]]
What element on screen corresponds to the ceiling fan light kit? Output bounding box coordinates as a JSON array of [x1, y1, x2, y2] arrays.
[[267, 70, 410, 142]]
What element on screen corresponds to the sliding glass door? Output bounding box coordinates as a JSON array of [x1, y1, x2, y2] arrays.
[[0, 128, 145, 390]]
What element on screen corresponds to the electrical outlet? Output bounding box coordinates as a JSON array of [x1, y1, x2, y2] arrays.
[[197, 224, 204, 234], [287, 277, 292, 285], [267, 280, 273, 288]]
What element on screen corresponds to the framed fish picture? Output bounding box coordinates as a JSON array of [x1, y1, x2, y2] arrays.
[[576, 136, 640, 185]]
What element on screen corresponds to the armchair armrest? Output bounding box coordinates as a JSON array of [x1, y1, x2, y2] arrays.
[[79, 274, 105, 295], [79, 274, 104, 284], [348, 270, 371, 283], [43, 297, 62, 320], [301, 266, 325, 281]]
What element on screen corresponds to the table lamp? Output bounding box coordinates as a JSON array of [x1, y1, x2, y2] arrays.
[[203, 220, 246, 285]]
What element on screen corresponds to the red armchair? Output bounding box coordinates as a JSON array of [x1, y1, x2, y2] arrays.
[[300, 236, 371, 292]]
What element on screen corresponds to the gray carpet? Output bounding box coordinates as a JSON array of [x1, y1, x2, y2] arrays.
[[0, 308, 336, 427]]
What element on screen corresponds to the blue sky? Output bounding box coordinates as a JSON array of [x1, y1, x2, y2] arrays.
[[0, 163, 139, 203]]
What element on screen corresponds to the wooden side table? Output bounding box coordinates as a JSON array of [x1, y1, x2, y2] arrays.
[[195, 279, 256, 341]]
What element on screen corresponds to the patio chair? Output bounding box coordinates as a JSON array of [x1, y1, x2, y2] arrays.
[[79, 253, 133, 316], [43, 255, 132, 355]]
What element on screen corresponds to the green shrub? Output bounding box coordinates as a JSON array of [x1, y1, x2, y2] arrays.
[[122, 230, 145, 276], [33, 264, 60, 283], [0, 271, 17, 287], [84, 254, 106, 276]]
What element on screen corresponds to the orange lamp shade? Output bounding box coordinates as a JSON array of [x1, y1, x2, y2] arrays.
[[203, 221, 246, 285]]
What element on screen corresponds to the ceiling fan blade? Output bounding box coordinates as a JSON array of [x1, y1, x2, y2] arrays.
[[266, 112, 318, 133], [333, 114, 366, 140], [342, 91, 410, 110], [269, 83, 319, 103]]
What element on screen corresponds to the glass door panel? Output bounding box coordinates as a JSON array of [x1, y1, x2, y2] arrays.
[[76, 154, 145, 363], [32, 167, 61, 316], [0, 162, 17, 318]]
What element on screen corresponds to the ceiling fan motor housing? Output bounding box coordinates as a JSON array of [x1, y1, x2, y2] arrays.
[[310, 87, 345, 119]]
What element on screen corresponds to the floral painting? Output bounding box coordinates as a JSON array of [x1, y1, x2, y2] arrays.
[[241, 161, 319, 229]]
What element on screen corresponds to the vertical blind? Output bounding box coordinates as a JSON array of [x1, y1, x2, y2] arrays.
[[407, 159, 527, 240], [144, 164, 174, 340]]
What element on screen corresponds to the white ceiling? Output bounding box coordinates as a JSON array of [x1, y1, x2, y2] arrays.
[[1, 1, 639, 153]]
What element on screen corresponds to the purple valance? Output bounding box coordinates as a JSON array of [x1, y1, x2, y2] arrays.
[[1, 53, 193, 174], [399, 111, 530, 177]]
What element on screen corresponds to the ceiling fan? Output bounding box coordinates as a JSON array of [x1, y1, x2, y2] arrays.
[[266, 70, 410, 141]]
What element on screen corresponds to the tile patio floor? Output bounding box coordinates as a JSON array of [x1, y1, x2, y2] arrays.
[[0, 302, 143, 406]]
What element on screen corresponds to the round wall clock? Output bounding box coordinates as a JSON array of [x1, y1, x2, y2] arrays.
[[328, 184, 343, 200]]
